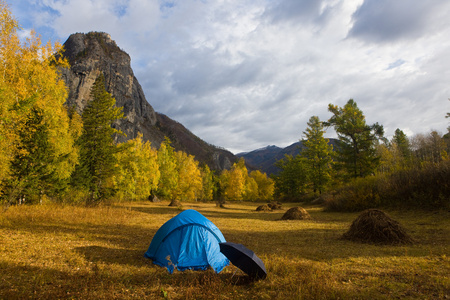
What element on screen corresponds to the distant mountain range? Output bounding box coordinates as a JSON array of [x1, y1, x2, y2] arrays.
[[237, 139, 339, 175]]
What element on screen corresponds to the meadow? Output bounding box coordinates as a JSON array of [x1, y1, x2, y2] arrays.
[[0, 201, 449, 299]]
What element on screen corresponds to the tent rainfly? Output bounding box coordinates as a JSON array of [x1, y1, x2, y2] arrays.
[[144, 209, 229, 273]]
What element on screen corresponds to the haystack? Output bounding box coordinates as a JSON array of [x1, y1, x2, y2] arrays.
[[168, 199, 181, 207], [216, 199, 227, 208], [268, 201, 282, 210], [256, 204, 272, 212], [342, 209, 413, 245], [281, 207, 312, 220], [148, 195, 160, 203]]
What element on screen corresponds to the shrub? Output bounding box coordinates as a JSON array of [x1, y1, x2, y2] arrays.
[[324, 176, 384, 212], [325, 160, 450, 211], [385, 160, 450, 209]]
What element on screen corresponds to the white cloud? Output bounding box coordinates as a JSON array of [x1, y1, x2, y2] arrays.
[[10, 0, 450, 153]]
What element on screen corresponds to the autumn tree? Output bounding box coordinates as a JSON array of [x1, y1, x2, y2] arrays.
[[0, 1, 81, 204], [199, 164, 215, 201], [173, 151, 202, 203], [411, 131, 448, 163], [243, 176, 259, 201], [156, 138, 178, 201], [249, 170, 274, 201], [376, 128, 412, 173], [71, 74, 124, 204], [114, 134, 160, 201], [0, 1, 19, 188], [325, 99, 384, 179], [302, 116, 334, 195], [221, 158, 247, 201]]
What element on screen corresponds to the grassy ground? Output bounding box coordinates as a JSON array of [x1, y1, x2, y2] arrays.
[[0, 201, 449, 299]]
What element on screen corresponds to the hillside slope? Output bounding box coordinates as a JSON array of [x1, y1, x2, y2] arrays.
[[238, 139, 338, 175], [60, 32, 236, 170]]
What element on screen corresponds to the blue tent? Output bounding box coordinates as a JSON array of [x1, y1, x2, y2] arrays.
[[144, 209, 229, 273]]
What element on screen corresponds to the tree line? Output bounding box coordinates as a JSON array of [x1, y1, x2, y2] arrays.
[[0, 2, 274, 207], [273, 99, 450, 210]]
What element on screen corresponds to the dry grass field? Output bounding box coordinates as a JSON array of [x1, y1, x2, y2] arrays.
[[0, 201, 449, 299]]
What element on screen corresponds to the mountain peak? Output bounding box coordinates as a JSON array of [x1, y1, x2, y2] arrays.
[[60, 31, 237, 170]]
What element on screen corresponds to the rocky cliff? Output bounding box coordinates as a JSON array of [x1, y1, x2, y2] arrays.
[[60, 32, 235, 170]]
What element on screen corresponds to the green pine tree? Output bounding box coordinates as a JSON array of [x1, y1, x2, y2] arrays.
[[325, 99, 384, 179], [392, 128, 412, 163], [302, 116, 334, 195], [273, 154, 309, 201], [7, 107, 60, 204], [72, 74, 124, 204]]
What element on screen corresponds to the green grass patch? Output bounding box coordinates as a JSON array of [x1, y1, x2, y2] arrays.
[[1, 202, 449, 299]]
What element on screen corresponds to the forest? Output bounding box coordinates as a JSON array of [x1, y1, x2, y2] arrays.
[[0, 0, 449, 212]]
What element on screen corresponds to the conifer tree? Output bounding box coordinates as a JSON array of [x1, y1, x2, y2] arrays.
[[325, 99, 384, 179], [302, 116, 333, 195], [273, 154, 309, 200], [72, 74, 124, 204], [8, 108, 59, 203], [392, 128, 411, 163]]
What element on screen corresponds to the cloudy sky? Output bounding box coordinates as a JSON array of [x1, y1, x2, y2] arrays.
[[10, 0, 450, 154]]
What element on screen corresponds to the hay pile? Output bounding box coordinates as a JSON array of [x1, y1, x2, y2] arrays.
[[281, 207, 312, 220], [216, 199, 227, 208], [342, 209, 414, 245], [148, 195, 160, 203], [256, 204, 272, 212], [268, 201, 282, 210], [256, 201, 283, 212], [168, 200, 181, 207]]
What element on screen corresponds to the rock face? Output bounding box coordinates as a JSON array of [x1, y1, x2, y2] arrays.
[[60, 32, 236, 170]]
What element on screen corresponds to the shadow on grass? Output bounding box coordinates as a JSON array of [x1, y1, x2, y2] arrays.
[[130, 204, 287, 222], [129, 205, 184, 216], [75, 246, 148, 267], [0, 260, 264, 300], [1, 221, 157, 252]]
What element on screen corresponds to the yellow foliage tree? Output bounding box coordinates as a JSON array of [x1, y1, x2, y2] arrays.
[[243, 176, 258, 201], [114, 134, 160, 201], [0, 1, 81, 201], [249, 170, 274, 201], [173, 151, 202, 202], [377, 143, 403, 174], [222, 158, 247, 201], [156, 138, 178, 200], [200, 164, 215, 201]]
